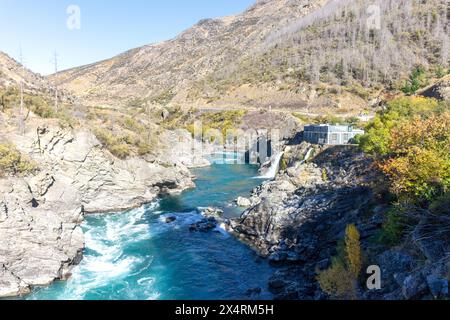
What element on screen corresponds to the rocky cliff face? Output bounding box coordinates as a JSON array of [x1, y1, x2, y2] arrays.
[[229, 142, 449, 300], [0, 114, 196, 297], [419, 74, 450, 101]]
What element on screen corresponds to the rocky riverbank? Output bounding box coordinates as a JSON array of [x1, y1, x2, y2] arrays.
[[228, 142, 449, 300], [0, 116, 196, 298]]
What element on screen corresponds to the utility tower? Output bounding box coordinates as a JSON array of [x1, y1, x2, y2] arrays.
[[51, 51, 59, 113], [18, 47, 25, 116]]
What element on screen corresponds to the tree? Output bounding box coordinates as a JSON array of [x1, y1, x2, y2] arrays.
[[380, 112, 450, 202], [317, 224, 362, 299], [359, 97, 441, 156], [316, 257, 355, 300], [401, 66, 429, 95], [359, 96, 449, 203], [345, 224, 362, 279]]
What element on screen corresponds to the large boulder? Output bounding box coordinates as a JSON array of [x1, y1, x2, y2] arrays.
[[236, 197, 252, 207]]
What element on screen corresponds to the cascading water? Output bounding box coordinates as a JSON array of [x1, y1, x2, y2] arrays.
[[300, 148, 314, 164], [259, 152, 285, 179]]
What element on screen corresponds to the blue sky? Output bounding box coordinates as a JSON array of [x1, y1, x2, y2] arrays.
[[0, 0, 255, 75]]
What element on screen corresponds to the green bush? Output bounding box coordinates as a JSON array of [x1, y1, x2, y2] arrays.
[[279, 156, 288, 171], [375, 209, 405, 246], [93, 128, 116, 147], [93, 126, 155, 159], [359, 97, 441, 155], [346, 83, 370, 100], [0, 87, 55, 118], [186, 110, 247, 141], [434, 66, 449, 78], [122, 117, 145, 133], [109, 144, 131, 159], [57, 111, 78, 129], [137, 140, 153, 156], [151, 89, 175, 105], [0, 143, 35, 176], [0, 87, 19, 110], [322, 168, 329, 182], [401, 66, 429, 95]]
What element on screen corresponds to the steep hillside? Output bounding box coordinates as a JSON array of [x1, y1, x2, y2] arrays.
[[0, 52, 48, 93], [53, 0, 449, 113], [51, 0, 329, 109]]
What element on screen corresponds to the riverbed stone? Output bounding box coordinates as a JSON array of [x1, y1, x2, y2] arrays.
[[236, 197, 252, 207]]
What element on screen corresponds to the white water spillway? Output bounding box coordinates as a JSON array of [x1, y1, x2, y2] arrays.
[[259, 152, 285, 179], [300, 148, 314, 165]]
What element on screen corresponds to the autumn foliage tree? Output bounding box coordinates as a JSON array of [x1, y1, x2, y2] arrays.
[[317, 224, 362, 300], [359, 97, 449, 204], [359, 96, 449, 255], [345, 224, 362, 279], [380, 112, 450, 202]]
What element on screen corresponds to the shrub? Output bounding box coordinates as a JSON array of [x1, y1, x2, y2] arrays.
[[315, 114, 345, 125], [279, 156, 288, 171], [122, 117, 145, 133], [317, 224, 362, 299], [322, 168, 329, 182], [93, 125, 156, 159], [345, 224, 362, 279], [0, 87, 19, 110], [93, 128, 116, 147], [109, 144, 131, 159], [0, 143, 35, 176], [379, 112, 450, 202], [375, 209, 405, 246], [150, 89, 175, 105], [435, 66, 448, 78], [359, 97, 441, 156], [401, 66, 429, 95], [137, 140, 153, 156], [57, 111, 78, 129], [316, 257, 356, 300], [186, 110, 247, 141], [346, 83, 370, 100], [28, 96, 54, 118]]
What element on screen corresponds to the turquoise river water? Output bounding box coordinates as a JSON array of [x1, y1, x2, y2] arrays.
[[25, 153, 274, 300]]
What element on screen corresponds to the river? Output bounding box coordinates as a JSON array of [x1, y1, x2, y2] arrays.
[[25, 153, 274, 300]]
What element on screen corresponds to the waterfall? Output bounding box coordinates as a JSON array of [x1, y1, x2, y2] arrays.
[[300, 148, 314, 164], [260, 152, 285, 179]]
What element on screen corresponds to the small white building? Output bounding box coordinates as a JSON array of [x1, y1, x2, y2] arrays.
[[303, 124, 365, 145]]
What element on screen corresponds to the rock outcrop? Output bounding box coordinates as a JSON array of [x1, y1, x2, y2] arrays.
[[228, 143, 383, 299], [0, 117, 196, 297], [230, 142, 449, 300], [419, 74, 450, 101]]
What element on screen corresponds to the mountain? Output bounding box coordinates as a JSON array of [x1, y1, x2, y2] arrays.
[[52, 0, 449, 113], [51, 0, 329, 109], [0, 52, 48, 93]]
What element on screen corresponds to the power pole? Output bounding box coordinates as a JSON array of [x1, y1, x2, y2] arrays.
[[51, 51, 59, 113], [18, 46, 26, 135], [18, 47, 24, 117]]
